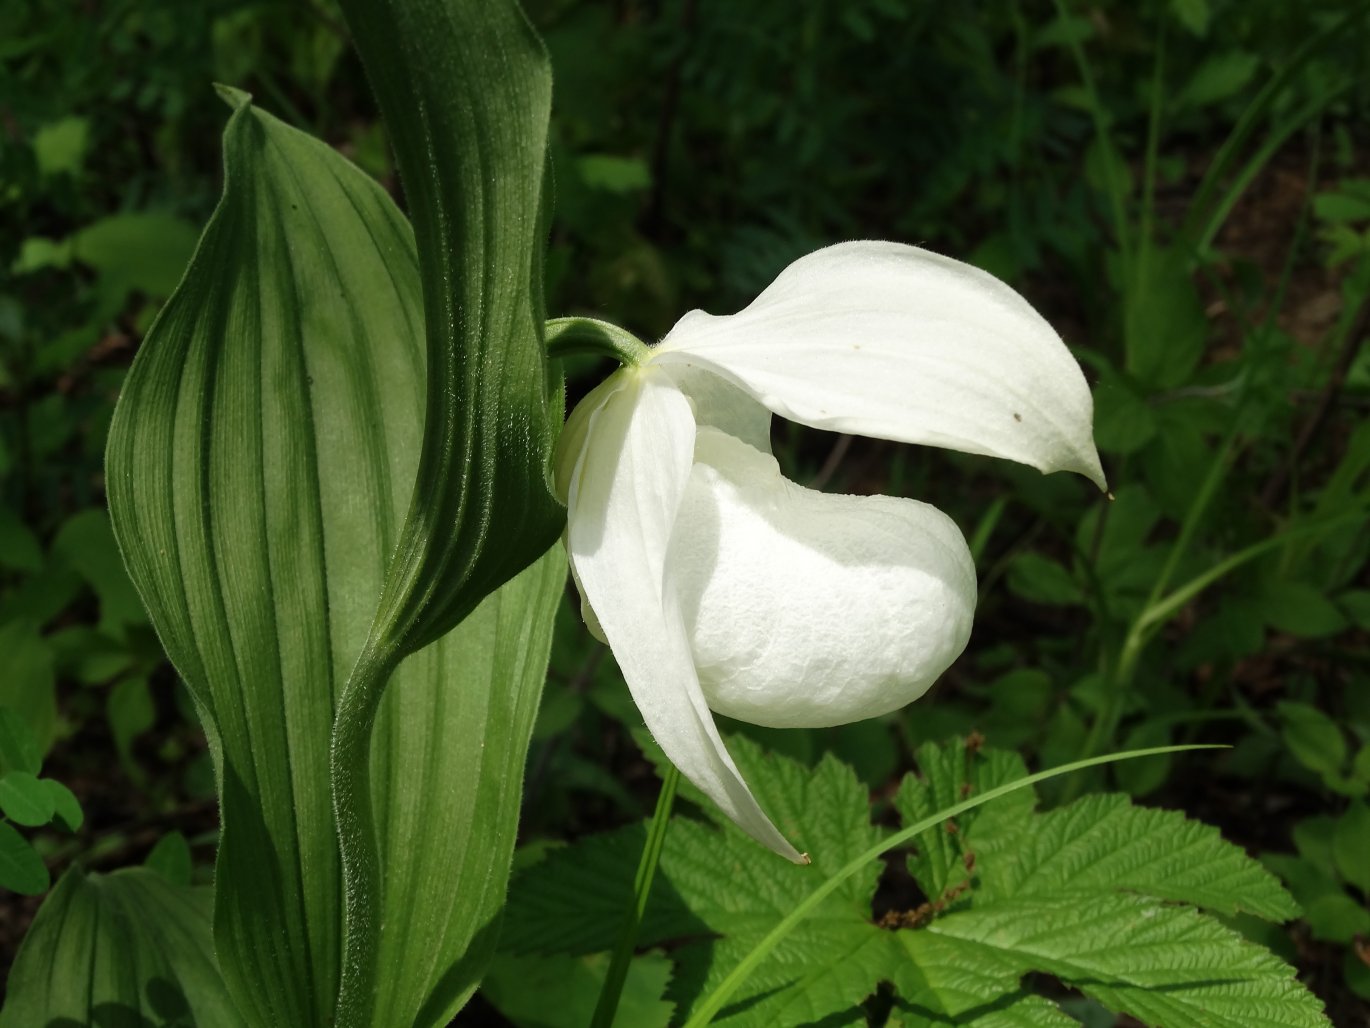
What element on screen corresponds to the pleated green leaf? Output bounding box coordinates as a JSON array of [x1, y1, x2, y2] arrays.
[[335, 0, 564, 651], [0, 866, 240, 1027], [106, 93, 564, 1028], [370, 547, 564, 1027]]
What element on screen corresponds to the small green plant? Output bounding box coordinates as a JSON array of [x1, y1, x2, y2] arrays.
[[493, 736, 1324, 1026]]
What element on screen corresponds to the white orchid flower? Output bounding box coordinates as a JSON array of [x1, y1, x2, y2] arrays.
[[552, 241, 1105, 863]]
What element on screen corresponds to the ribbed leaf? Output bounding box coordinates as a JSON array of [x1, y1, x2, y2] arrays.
[[979, 793, 1299, 921], [106, 95, 564, 1028], [324, 6, 563, 1018], [335, 0, 564, 649], [927, 893, 1329, 1028], [370, 547, 564, 1026], [0, 866, 239, 1027]]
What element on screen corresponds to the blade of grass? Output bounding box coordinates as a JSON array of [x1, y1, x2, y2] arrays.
[[1049, 0, 1133, 274], [1181, 2, 1369, 247], [680, 744, 1221, 1028], [591, 765, 681, 1028]]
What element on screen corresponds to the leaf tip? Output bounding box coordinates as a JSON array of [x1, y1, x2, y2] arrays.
[[213, 84, 252, 111]]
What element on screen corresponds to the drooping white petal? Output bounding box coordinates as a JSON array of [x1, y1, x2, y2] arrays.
[[565, 368, 806, 862], [653, 241, 1106, 489], [669, 429, 977, 729]]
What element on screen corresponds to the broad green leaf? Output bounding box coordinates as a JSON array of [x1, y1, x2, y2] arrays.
[[1006, 553, 1082, 607], [368, 549, 565, 1027], [0, 771, 56, 827], [1303, 892, 1370, 943], [70, 212, 200, 297], [1124, 252, 1208, 389], [928, 894, 1328, 1028], [1334, 801, 1370, 892], [107, 676, 155, 778], [1091, 372, 1156, 456], [106, 92, 564, 1028], [325, 5, 564, 1019], [0, 621, 56, 756], [51, 508, 148, 636], [1259, 581, 1348, 638], [1174, 51, 1258, 111], [980, 792, 1299, 922], [145, 830, 194, 887], [0, 866, 239, 1027], [0, 505, 42, 572], [42, 778, 83, 832], [33, 115, 89, 177], [1279, 701, 1348, 779], [0, 820, 48, 895], [482, 950, 674, 1028], [0, 707, 42, 776]]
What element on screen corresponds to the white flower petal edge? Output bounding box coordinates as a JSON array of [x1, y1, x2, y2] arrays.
[[669, 428, 977, 729], [564, 368, 808, 863], [654, 240, 1107, 490]]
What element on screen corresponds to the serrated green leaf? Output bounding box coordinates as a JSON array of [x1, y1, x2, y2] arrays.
[[0, 820, 48, 895], [106, 95, 565, 1028], [0, 771, 56, 827], [506, 737, 890, 1026], [0, 866, 239, 1027], [928, 893, 1328, 1028], [980, 793, 1298, 922], [895, 740, 1033, 902], [501, 826, 706, 957], [889, 932, 1075, 1026]]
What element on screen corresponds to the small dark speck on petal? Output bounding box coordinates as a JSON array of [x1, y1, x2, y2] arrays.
[[1013, 412, 1022, 422]]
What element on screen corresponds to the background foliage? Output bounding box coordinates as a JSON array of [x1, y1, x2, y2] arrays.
[[1, 0, 1367, 1022]]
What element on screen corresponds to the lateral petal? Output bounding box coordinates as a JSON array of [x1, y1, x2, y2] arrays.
[[653, 241, 1106, 489], [565, 369, 807, 862]]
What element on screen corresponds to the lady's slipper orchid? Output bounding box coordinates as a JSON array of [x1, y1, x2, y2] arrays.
[[554, 241, 1105, 863]]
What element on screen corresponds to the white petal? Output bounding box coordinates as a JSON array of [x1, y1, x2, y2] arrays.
[[565, 368, 807, 862], [662, 363, 773, 454], [654, 241, 1106, 489], [669, 429, 977, 728]]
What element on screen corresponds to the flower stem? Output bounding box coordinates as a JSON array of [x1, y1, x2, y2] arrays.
[[546, 317, 652, 366], [591, 764, 681, 1028]]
